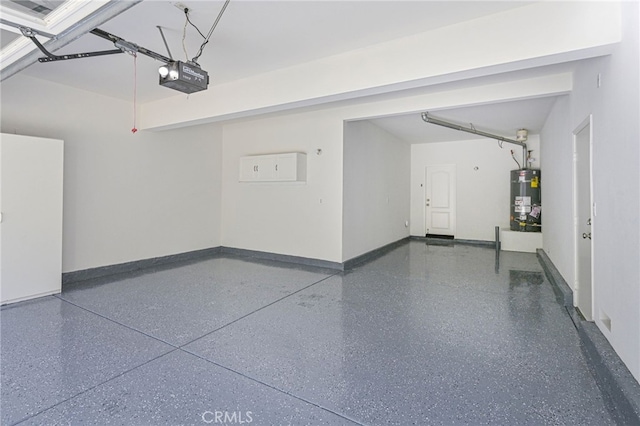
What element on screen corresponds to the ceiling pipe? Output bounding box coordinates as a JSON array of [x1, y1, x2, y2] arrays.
[[1, 0, 143, 81], [421, 112, 528, 168]]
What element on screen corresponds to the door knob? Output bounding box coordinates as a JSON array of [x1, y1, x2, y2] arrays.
[[582, 233, 591, 240], [587, 218, 591, 226]]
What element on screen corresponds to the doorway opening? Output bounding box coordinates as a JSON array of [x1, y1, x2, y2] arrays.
[[424, 164, 456, 238]]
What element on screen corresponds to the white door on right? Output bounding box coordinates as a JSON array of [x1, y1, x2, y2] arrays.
[[425, 164, 456, 237], [575, 121, 593, 320]]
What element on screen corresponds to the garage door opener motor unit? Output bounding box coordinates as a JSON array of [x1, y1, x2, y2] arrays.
[[15, 1, 233, 95]]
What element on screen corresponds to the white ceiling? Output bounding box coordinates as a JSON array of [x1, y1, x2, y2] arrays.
[[2, 0, 564, 143]]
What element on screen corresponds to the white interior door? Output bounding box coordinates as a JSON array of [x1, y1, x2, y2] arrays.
[[0, 134, 64, 304], [574, 120, 593, 320], [425, 164, 456, 236]]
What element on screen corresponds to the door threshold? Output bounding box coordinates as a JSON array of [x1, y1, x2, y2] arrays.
[[425, 234, 454, 240]]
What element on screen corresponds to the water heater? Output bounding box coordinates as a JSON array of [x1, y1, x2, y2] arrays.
[[510, 169, 541, 232]]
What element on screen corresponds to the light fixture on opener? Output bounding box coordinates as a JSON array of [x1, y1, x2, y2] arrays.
[[158, 64, 169, 78]]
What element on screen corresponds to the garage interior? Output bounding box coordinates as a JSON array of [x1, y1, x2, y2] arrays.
[[1, 1, 639, 424]]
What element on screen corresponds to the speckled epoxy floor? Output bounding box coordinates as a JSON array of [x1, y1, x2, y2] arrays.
[[1, 242, 616, 425]]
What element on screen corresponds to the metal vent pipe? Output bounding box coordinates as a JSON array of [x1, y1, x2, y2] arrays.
[[421, 112, 527, 167]]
